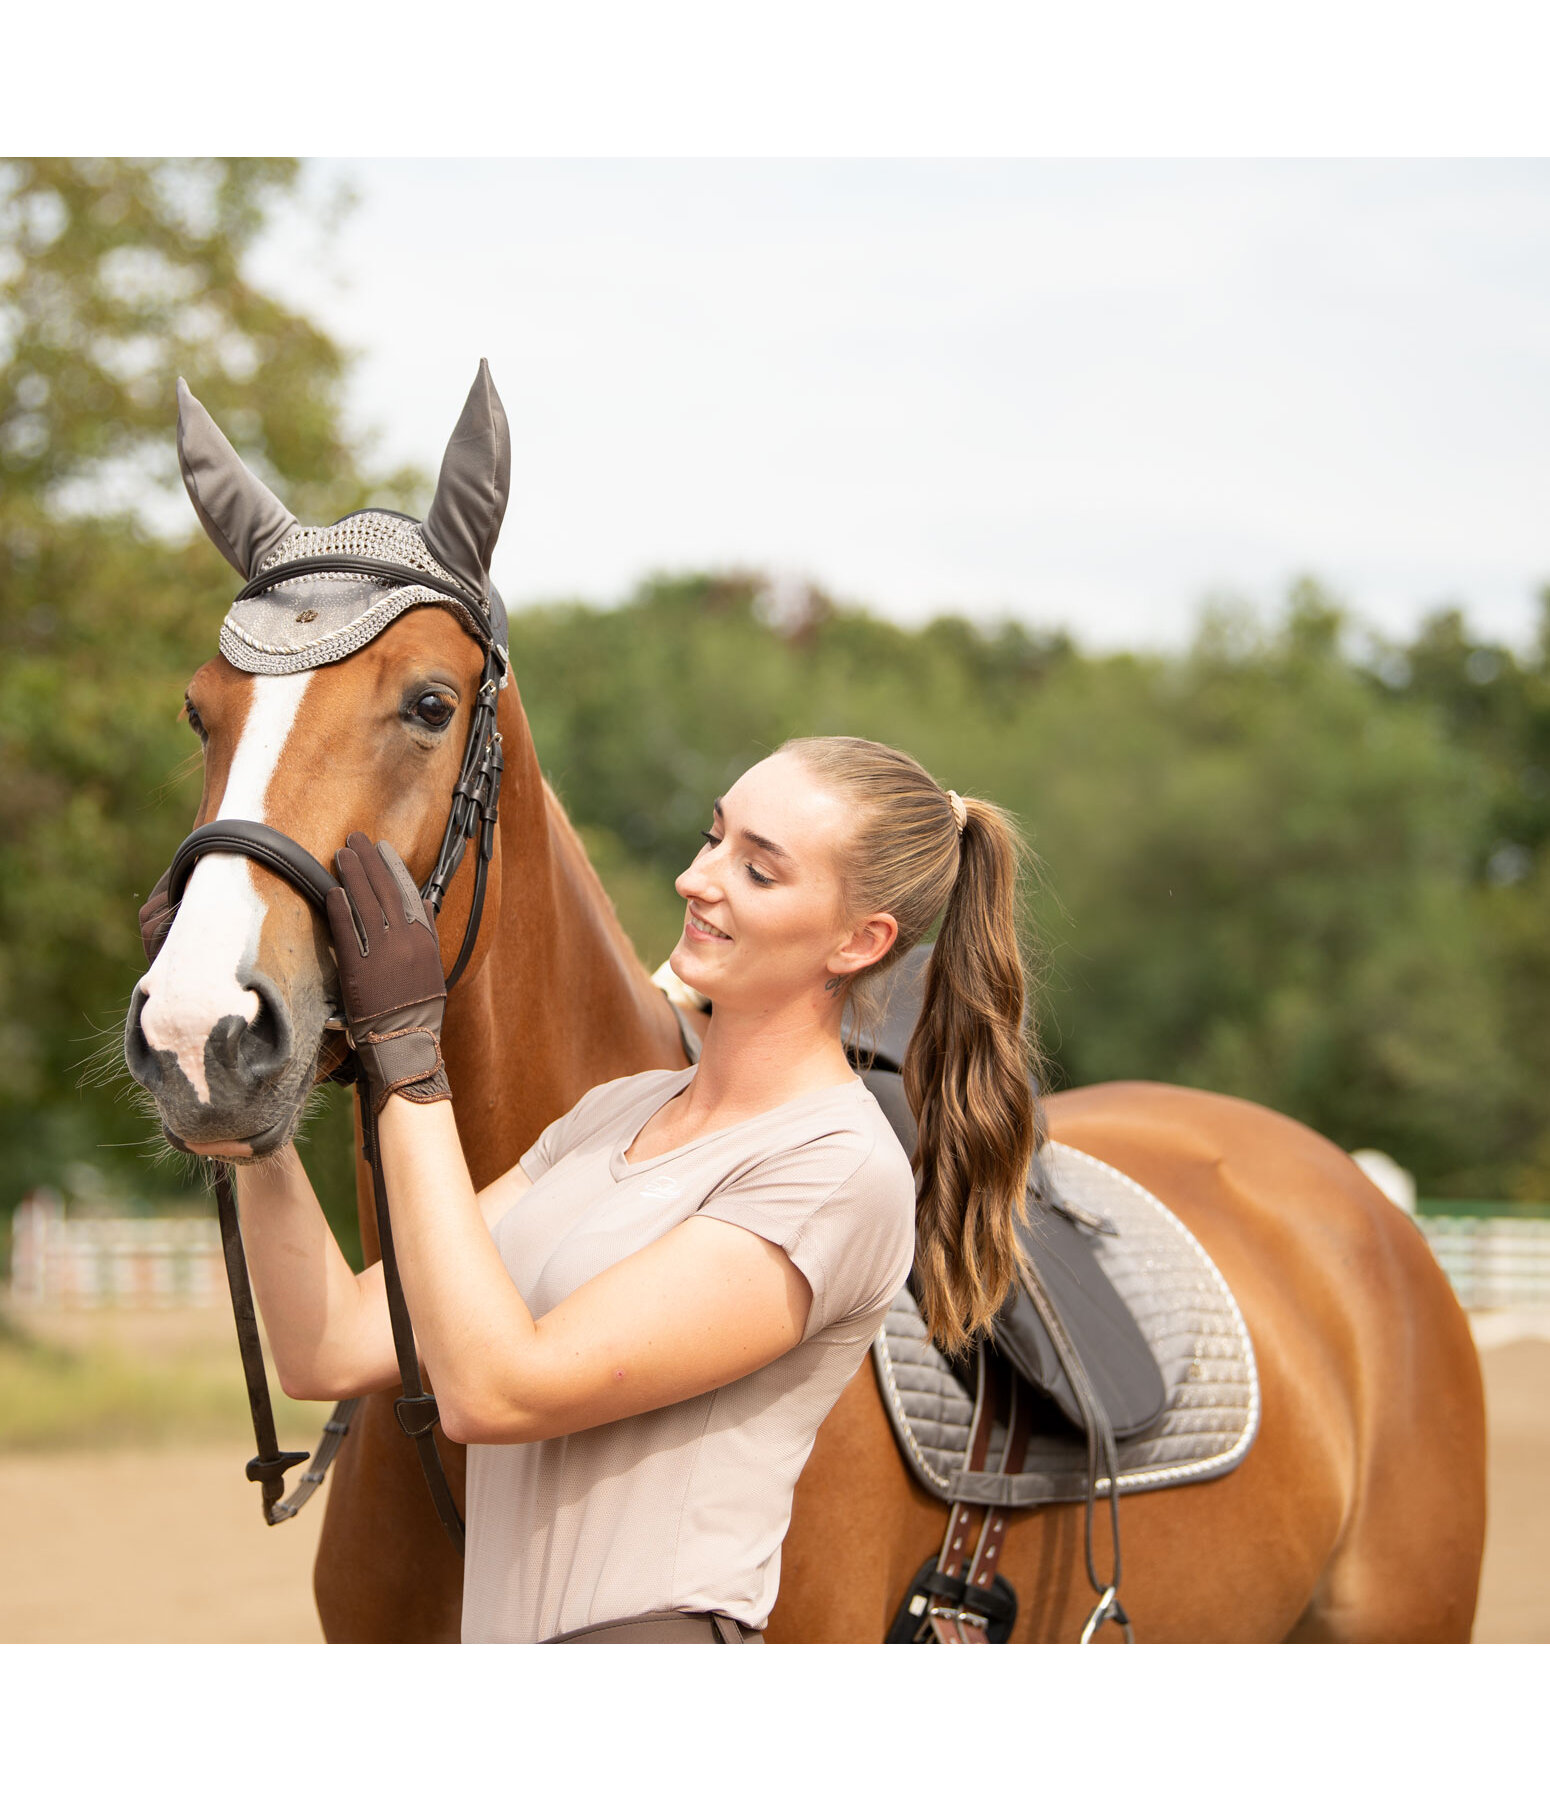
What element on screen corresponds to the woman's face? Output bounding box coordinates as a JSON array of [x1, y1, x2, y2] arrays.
[[668, 752, 891, 1011]]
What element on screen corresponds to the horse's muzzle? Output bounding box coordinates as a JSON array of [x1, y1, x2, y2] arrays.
[[123, 967, 314, 1154]]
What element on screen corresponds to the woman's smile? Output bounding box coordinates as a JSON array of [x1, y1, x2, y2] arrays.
[[686, 904, 732, 942]]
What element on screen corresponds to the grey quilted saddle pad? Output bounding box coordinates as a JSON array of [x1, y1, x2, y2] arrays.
[[873, 1142, 1261, 1508]]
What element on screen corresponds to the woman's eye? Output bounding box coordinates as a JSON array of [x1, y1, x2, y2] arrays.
[[410, 692, 455, 730], [698, 830, 774, 887]]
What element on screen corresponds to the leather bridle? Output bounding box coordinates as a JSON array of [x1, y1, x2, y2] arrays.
[[167, 557, 511, 1557], [169, 557, 509, 989]]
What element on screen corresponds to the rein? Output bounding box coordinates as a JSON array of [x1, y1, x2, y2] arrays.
[[170, 562, 511, 1557]]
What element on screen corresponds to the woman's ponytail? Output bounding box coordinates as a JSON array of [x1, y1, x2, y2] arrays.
[[777, 737, 1045, 1355], [902, 796, 1039, 1355]]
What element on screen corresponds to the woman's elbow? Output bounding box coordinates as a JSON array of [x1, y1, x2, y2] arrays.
[[275, 1356, 366, 1405], [276, 1364, 326, 1403], [434, 1403, 478, 1446], [436, 1388, 549, 1446]]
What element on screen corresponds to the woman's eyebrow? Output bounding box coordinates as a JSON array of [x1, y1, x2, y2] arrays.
[[712, 798, 793, 865]]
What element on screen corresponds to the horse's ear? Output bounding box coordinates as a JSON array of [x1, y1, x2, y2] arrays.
[[422, 359, 511, 598], [176, 378, 297, 577]]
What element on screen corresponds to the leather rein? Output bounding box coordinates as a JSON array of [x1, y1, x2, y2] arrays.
[[167, 558, 512, 1557]]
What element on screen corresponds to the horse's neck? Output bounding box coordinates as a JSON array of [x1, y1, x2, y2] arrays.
[[434, 692, 685, 1190]]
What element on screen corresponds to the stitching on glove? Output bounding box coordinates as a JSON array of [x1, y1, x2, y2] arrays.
[[350, 988, 448, 1020], [361, 1024, 444, 1049]]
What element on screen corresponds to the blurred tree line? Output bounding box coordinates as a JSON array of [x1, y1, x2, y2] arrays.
[[3, 158, 1547, 1258]]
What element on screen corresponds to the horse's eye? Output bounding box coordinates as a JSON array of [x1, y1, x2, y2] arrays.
[[184, 699, 207, 740], [411, 692, 455, 731]]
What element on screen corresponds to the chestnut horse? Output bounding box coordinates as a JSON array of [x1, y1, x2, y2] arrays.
[[127, 422, 1485, 1647]]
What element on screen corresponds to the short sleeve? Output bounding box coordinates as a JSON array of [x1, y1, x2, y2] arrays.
[[517, 1070, 675, 1183], [517, 1108, 576, 1183], [697, 1128, 916, 1340]]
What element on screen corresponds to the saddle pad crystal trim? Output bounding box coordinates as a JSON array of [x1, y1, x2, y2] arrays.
[[873, 1142, 1261, 1508]]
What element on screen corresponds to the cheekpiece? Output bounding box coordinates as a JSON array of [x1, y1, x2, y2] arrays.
[[219, 511, 489, 677]]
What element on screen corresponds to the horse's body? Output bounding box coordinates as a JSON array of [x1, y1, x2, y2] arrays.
[[128, 375, 1485, 1643], [137, 628, 1487, 1642], [776, 1082, 1485, 1642]]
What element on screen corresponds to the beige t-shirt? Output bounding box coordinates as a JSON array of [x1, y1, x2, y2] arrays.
[[460, 1063, 917, 1642]]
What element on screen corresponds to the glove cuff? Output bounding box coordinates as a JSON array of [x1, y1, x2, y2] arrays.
[[351, 1022, 451, 1114]]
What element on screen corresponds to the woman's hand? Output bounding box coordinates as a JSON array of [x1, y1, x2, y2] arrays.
[[138, 867, 175, 964], [325, 832, 451, 1113]]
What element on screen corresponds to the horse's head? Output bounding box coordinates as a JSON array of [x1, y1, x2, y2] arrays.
[[124, 364, 511, 1159]]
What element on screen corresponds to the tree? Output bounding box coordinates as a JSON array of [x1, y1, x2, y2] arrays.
[[0, 158, 417, 1247], [509, 574, 1534, 1200], [5, 157, 1543, 1228]]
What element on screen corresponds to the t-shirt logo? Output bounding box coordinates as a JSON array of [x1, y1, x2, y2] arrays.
[[638, 1175, 682, 1200]]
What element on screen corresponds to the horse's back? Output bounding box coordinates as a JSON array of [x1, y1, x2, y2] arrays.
[[1043, 1079, 1487, 1640]]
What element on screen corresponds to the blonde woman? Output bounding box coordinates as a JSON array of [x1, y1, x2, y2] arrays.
[[235, 735, 1040, 1642]]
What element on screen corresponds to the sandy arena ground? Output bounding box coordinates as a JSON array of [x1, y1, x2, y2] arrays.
[[1, 1332, 1545, 1643]]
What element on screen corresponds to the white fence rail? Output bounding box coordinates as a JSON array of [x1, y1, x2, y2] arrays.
[[1417, 1214, 1550, 1313], [8, 1193, 223, 1309], [7, 1191, 1550, 1315]]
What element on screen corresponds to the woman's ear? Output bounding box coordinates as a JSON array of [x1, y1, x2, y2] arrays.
[[828, 912, 898, 978]]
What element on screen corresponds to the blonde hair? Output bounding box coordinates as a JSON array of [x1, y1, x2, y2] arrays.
[[777, 736, 1042, 1354]]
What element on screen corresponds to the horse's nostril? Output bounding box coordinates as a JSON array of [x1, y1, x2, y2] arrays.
[[123, 983, 154, 1076], [226, 969, 295, 1083], [246, 988, 284, 1053]]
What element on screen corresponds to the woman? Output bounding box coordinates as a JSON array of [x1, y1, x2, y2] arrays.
[[233, 735, 1041, 1643]]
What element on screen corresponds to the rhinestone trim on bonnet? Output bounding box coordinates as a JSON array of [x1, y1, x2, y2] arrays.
[[217, 511, 489, 677]]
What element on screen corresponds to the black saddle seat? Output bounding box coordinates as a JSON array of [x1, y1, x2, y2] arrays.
[[843, 944, 1166, 1441]]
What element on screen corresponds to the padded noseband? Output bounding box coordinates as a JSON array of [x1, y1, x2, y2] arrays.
[[168, 819, 340, 914]]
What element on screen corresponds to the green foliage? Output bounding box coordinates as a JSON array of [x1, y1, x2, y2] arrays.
[[509, 571, 1545, 1201], [3, 156, 1547, 1234], [0, 1308, 331, 1450], [0, 158, 415, 1246]]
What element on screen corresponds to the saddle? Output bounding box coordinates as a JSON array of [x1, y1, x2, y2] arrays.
[[838, 946, 1153, 1642], [845, 946, 1167, 1445]]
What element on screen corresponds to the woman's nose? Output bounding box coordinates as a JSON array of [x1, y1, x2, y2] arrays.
[[676, 860, 721, 901]]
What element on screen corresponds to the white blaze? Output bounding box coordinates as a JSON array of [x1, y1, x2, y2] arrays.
[[138, 672, 313, 1104]]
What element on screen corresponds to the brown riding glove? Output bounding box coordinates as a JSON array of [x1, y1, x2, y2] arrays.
[[139, 868, 176, 965], [324, 832, 452, 1114]]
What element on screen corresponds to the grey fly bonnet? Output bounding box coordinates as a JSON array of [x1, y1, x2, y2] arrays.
[[177, 359, 511, 673]]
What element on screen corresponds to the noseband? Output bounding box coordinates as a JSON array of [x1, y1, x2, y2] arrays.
[[165, 558, 510, 1556]]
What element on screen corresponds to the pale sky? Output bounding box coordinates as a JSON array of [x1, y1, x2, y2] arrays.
[[248, 159, 1550, 652]]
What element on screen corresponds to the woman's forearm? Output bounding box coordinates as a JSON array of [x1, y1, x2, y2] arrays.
[[234, 1144, 389, 1399], [374, 1094, 815, 1448], [375, 1095, 541, 1435]]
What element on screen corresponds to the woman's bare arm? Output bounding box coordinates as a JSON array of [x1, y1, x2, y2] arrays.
[[376, 1095, 812, 1445], [233, 1137, 534, 1401]]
